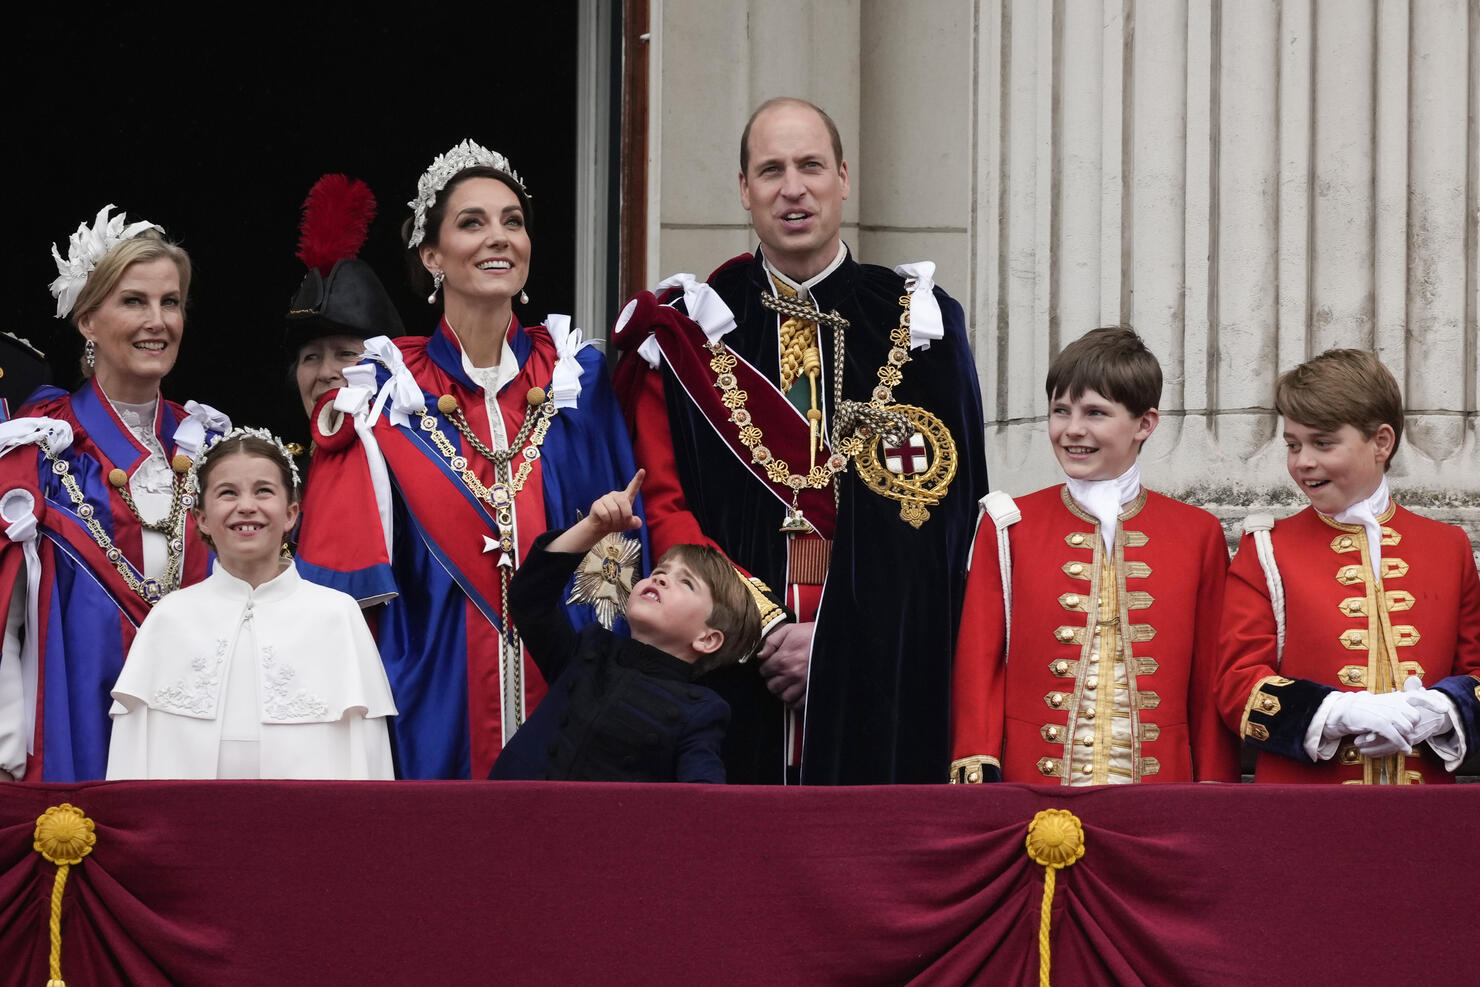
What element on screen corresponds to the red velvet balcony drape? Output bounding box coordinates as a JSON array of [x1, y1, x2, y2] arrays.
[[1, 782, 1474, 985]]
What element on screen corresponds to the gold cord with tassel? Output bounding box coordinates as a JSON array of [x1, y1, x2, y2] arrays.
[[33, 803, 97, 987], [1024, 809, 1085, 987]]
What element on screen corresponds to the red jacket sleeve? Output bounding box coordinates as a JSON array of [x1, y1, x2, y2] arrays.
[[624, 363, 740, 568], [1188, 520, 1241, 781], [949, 515, 1008, 782]]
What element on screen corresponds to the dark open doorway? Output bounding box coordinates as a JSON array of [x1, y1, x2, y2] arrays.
[[10, 6, 581, 447]]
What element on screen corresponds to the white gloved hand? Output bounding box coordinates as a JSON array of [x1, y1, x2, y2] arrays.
[[1400, 676, 1456, 748], [1325, 690, 1420, 756]]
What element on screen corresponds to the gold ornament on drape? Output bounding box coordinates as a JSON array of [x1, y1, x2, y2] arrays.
[[33, 803, 97, 987], [1024, 809, 1086, 987]]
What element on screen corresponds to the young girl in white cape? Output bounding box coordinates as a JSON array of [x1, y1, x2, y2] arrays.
[[106, 428, 396, 779]]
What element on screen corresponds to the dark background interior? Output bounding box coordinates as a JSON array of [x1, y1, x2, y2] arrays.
[[9, 7, 580, 446]]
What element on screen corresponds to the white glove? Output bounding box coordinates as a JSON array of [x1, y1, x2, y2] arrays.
[[1400, 676, 1458, 748], [1325, 691, 1420, 756]]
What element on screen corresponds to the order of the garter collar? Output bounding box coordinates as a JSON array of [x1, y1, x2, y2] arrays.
[[407, 138, 528, 248], [49, 204, 161, 318]]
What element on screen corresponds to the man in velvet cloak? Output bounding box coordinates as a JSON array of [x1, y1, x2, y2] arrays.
[[613, 98, 988, 783]]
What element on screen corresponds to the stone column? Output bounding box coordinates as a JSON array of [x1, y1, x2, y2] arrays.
[[649, 0, 1480, 542]]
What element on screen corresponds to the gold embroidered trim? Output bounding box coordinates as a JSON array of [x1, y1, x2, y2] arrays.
[[1256, 691, 1281, 715], [1124, 561, 1152, 579], [1126, 590, 1154, 610], [1128, 624, 1155, 643], [1054, 626, 1082, 645], [1381, 527, 1401, 546], [1339, 629, 1368, 650], [1248, 723, 1270, 741], [1045, 691, 1068, 710], [1065, 531, 1091, 548], [1049, 659, 1074, 678], [1382, 558, 1409, 580], [1331, 533, 1361, 553], [1136, 657, 1159, 675], [1063, 561, 1091, 580], [1338, 743, 1361, 765], [1041, 724, 1065, 742], [1137, 691, 1161, 711], [1123, 530, 1149, 548], [1037, 757, 1062, 777], [1399, 660, 1426, 679], [1336, 564, 1367, 586], [1139, 757, 1160, 776], [1339, 596, 1367, 617], [1338, 665, 1366, 687], [948, 754, 1000, 784], [1384, 590, 1415, 612], [1390, 625, 1421, 647], [1059, 592, 1086, 612], [1139, 723, 1160, 742]]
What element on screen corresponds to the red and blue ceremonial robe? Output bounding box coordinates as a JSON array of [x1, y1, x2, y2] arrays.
[[296, 319, 645, 780], [0, 380, 219, 781]]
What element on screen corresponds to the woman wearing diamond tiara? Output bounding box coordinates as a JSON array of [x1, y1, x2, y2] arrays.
[[106, 428, 395, 780], [295, 140, 646, 779], [0, 206, 230, 782]]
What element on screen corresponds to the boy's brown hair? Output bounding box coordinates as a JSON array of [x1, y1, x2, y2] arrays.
[[656, 544, 762, 674], [1275, 349, 1404, 471], [1045, 326, 1162, 417]]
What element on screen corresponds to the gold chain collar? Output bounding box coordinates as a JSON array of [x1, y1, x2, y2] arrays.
[[41, 446, 192, 604], [705, 281, 918, 522]]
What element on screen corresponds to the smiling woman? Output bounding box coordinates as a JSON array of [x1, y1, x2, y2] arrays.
[[294, 140, 647, 779], [0, 206, 231, 782]]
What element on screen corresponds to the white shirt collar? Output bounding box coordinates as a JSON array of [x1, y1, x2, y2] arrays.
[[1065, 462, 1142, 554], [457, 330, 520, 395], [1332, 476, 1391, 581], [762, 242, 848, 298]]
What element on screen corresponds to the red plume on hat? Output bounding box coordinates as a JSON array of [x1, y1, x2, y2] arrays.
[[285, 175, 403, 351], [296, 174, 376, 275]]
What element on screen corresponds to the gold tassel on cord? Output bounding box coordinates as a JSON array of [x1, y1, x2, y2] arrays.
[[1024, 809, 1086, 987], [33, 803, 96, 987]]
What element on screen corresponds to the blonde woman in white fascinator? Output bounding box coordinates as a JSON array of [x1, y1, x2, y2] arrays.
[[0, 205, 230, 782]]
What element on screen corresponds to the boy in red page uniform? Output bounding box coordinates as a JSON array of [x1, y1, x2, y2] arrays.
[[951, 327, 1240, 784], [1218, 349, 1480, 783]]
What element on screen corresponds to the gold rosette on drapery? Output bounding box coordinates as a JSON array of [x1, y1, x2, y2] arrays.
[[33, 803, 97, 987], [1025, 808, 1086, 987]]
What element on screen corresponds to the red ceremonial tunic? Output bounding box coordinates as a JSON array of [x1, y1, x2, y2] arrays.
[[952, 486, 1240, 784], [1218, 503, 1480, 784]]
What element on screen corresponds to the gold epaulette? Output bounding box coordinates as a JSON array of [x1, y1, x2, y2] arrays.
[[735, 567, 788, 642]]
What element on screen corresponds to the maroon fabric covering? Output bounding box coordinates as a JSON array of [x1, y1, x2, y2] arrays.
[[1, 781, 1474, 985]]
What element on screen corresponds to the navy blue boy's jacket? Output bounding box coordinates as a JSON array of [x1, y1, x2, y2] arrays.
[[490, 530, 730, 783]]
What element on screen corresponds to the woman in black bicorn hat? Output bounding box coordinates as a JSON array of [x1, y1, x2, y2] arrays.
[[283, 175, 404, 476]]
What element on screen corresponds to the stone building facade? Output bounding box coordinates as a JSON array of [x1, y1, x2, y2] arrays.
[[640, 0, 1479, 548]]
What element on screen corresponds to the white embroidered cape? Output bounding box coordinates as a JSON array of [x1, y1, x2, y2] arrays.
[[106, 562, 396, 780]]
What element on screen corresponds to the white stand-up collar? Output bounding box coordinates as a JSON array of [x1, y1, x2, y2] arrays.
[[762, 242, 848, 299], [1066, 463, 1142, 554], [1332, 476, 1391, 582]]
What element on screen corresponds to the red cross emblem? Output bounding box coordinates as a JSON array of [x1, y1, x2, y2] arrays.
[[884, 432, 928, 475]]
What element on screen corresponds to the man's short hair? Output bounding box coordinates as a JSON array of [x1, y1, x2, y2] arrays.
[[1044, 326, 1163, 417], [1275, 349, 1404, 470], [656, 544, 762, 674], [739, 97, 845, 176]]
